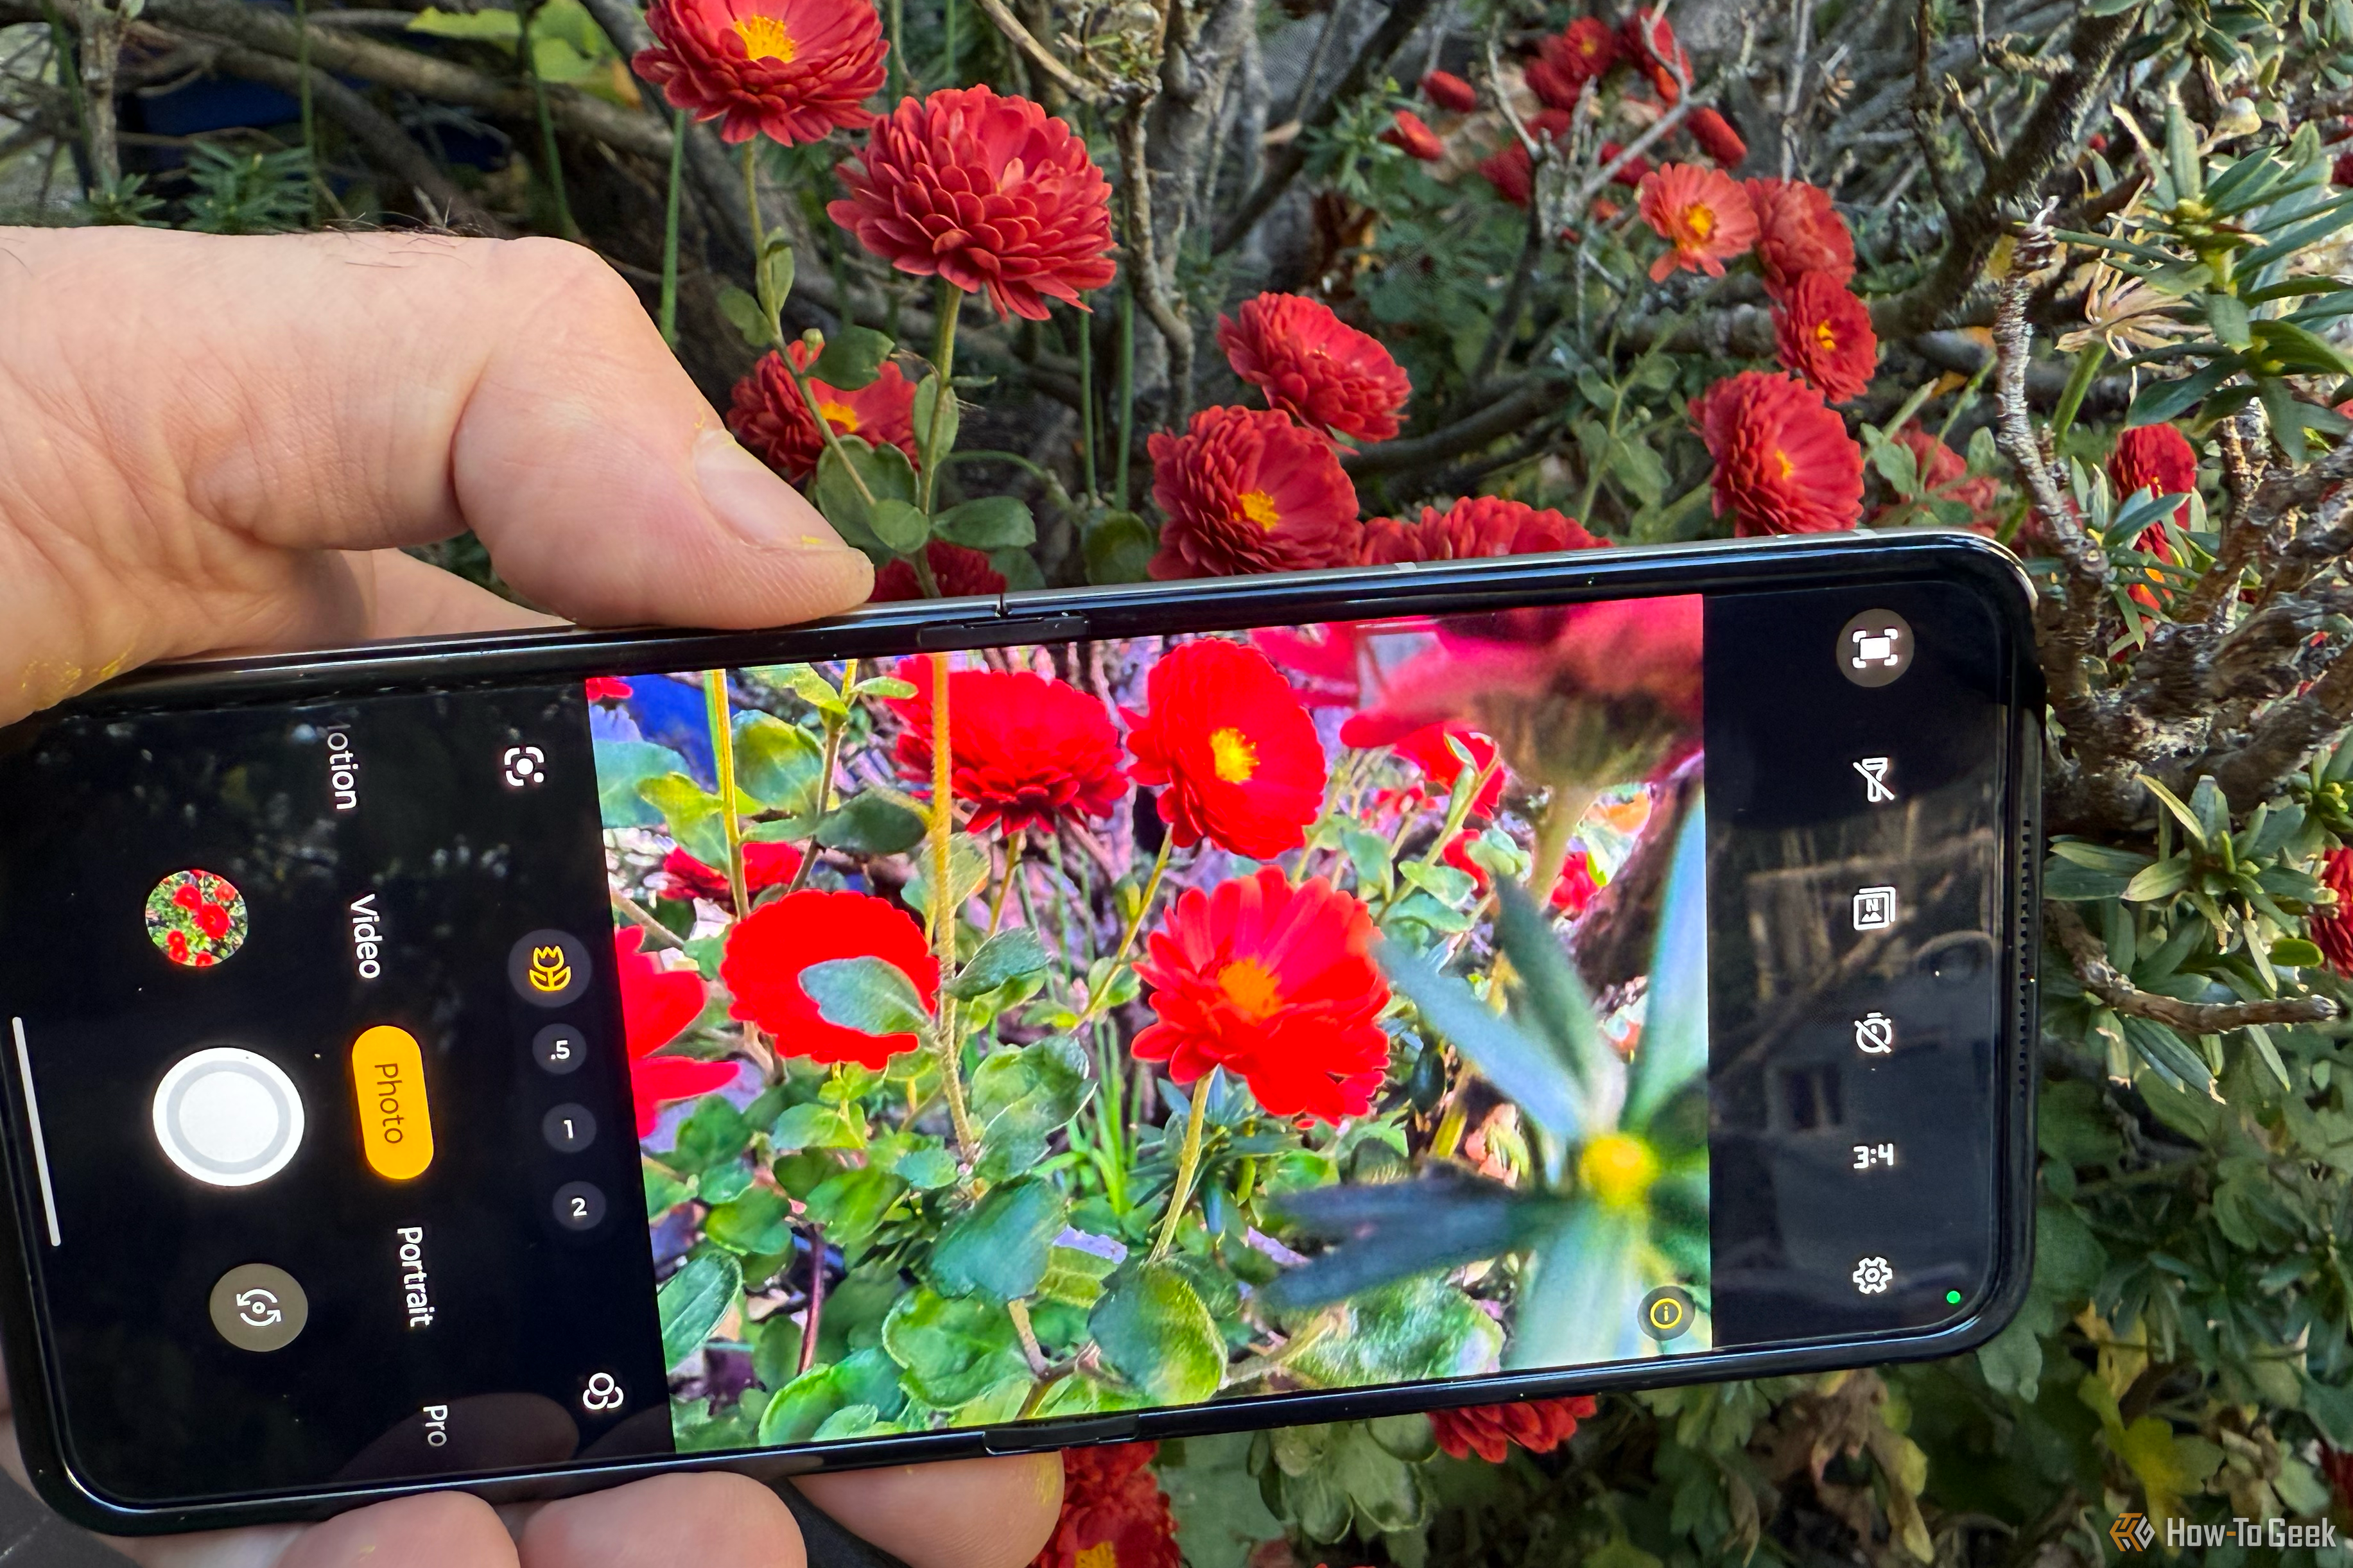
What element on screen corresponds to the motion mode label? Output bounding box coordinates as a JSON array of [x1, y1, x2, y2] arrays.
[[351, 1025, 434, 1180]]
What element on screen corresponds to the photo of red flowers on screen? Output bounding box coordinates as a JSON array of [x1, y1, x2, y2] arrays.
[[589, 605, 1708, 1451]]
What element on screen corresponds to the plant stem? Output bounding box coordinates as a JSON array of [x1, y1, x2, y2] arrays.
[[919, 280, 965, 512], [520, 0, 576, 237], [1075, 833, 1173, 1028], [928, 652, 980, 1160], [1149, 1076, 1213, 1261], [1007, 1297, 1050, 1375], [987, 829, 1023, 936], [888, 0, 905, 100], [742, 139, 762, 253], [1073, 313, 1098, 498], [943, 0, 958, 83], [704, 669, 750, 915], [785, 659, 857, 895], [657, 104, 688, 345], [1527, 783, 1600, 909], [1115, 282, 1136, 509], [779, 349, 880, 507], [797, 1220, 826, 1374]]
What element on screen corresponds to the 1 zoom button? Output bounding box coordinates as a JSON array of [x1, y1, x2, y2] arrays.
[[508, 931, 589, 1009], [1637, 1286, 1696, 1341]]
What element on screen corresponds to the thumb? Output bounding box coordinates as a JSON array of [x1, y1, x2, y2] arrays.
[[0, 227, 869, 717]]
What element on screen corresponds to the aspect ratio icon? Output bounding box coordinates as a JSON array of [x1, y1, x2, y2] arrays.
[[1839, 609, 1913, 688]]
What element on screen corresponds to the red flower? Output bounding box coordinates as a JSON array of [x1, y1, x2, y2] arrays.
[[1359, 495, 1604, 565], [1133, 868, 1390, 1124], [659, 842, 806, 908], [1744, 177, 1855, 295], [1430, 1395, 1597, 1463], [1690, 371, 1863, 536], [829, 86, 1117, 321], [1871, 424, 1997, 528], [616, 927, 738, 1136], [1638, 162, 1758, 282], [1145, 406, 1363, 580], [1552, 845, 1601, 914], [871, 540, 1009, 601], [1620, 8, 1689, 100], [586, 676, 636, 704], [1217, 293, 1412, 445], [1383, 108, 1446, 161], [1421, 69, 1478, 113], [166, 929, 189, 961], [1687, 107, 1747, 168], [721, 889, 939, 1069], [728, 341, 919, 483], [1772, 272, 1878, 404], [1526, 23, 1613, 111], [1029, 1444, 1179, 1568], [1391, 722, 1505, 818], [883, 656, 1127, 834], [2315, 849, 2353, 976], [195, 902, 230, 939], [1477, 110, 1570, 207], [633, 0, 885, 147], [2110, 423, 2200, 530], [173, 882, 203, 913], [1249, 621, 1370, 708], [1125, 639, 1328, 859]]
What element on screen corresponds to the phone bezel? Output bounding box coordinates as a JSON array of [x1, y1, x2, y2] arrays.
[[0, 530, 2045, 1535]]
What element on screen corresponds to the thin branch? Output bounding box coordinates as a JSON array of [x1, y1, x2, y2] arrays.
[[1339, 377, 1556, 477], [1778, 0, 1812, 179], [2047, 902, 2339, 1030], [1121, 108, 1194, 426], [973, 0, 1100, 103], [2178, 406, 2270, 623]]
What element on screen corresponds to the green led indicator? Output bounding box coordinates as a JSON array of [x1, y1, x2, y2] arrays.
[[1945, 1290, 1963, 1305]]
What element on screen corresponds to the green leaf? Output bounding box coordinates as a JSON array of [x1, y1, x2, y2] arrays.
[[913, 373, 962, 463], [772, 1099, 866, 1152], [733, 712, 824, 814], [2268, 936, 2325, 969], [2202, 292, 2253, 350], [2138, 774, 2209, 847], [902, 831, 989, 923], [704, 1185, 794, 1255], [639, 771, 729, 866], [2049, 840, 2156, 874], [758, 1346, 909, 1444], [814, 793, 928, 854], [1264, 1176, 1533, 1312], [947, 929, 1051, 1000], [658, 1251, 742, 1371], [1037, 1243, 1119, 1307], [1381, 941, 1584, 1150], [1285, 1275, 1502, 1387], [869, 499, 934, 554], [929, 1176, 1069, 1302], [406, 6, 520, 39], [811, 437, 917, 549], [2123, 854, 2193, 902], [757, 237, 795, 320], [804, 1164, 907, 1250], [671, 1095, 752, 1173], [1868, 435, 1922, 494], [880, 1288, 1031, 1408], [811, 325, 894, 390], [2128, 361, 2235, 428], [936, 495, 1036, 551], [594, 739, 690, 829], [969, 1037, 1095, 1184], [800, 955, 932, 1039], [717, 283, 779, 350], [1083, 511, 1156, 584], [1089, 1261, 1225, 1405], [2119, 1013, 2214, 1094], [1624, 799, 1708, 1130]]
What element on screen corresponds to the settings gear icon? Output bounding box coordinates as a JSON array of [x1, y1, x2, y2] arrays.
[[1852, 1255, 1895, 1295]]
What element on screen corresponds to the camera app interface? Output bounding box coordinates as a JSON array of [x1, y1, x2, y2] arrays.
[[0, 581, 2010, 1503]]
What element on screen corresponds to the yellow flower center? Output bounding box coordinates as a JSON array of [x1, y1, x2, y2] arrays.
[[1814, 320, 1839, 353], [1075, 1546, 1119, 1568], [1237, 488, 1282, 531], [1683, 203, 1715, 241], [733, 13, 797, 61], [1208, 726, 1258, 783], [1217, 958, 1285, 1020], [1776, 449, 1795, 479], [817, 398, 860, 433], [1577, 1132, 1660, 1209]]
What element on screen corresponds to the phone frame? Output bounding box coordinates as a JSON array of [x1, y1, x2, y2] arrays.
[[0, 529, 2044, 1535]]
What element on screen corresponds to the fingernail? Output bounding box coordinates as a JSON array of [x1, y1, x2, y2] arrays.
[[693, 431, 855, 553]]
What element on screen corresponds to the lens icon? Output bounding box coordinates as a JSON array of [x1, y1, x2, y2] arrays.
[[1637, 1286, 1696, 1341]]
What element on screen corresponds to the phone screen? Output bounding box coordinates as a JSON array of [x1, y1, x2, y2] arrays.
[[0, 571, 2020, 1507]]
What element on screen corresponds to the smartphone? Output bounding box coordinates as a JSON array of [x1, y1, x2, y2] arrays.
[[0, 529, 2040, 1534]]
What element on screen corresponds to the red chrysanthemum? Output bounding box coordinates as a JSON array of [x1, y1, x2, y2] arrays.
[[828, 86, 1117, 321], [1421, 69, 1478, 112], [1620, 8, 1689, 100], [659, 841, 806, 908], [2110, 422, 2200, 530], [1133, 868, 1389, 1124], [721, 888, 939, 1069], [1637, 162, 1758, 282], [1391, 721, 1506, 818], [1359, 495, 1605, 564], [2315, 849, 2353, 976], [1145, 405, 1363, 580], [1430, 1396, 1598, 1463], [1526, 22, 1615, 111], [1687, 106, 1748, 167], [871, 540, 1009, 601], [1383, 108, 1446, 161], [616, 927, 738, 1136], [729, 341, 919, 483], [1772, 271, 1878, 404], [1690, 370, 1863, 535], [883, 656, 1127, 834], [1744, 177, 1855, 295], [633, 0, 885, 146], [1217, 293, 1412, 444], [1029, 1445, 1179, 1568], [586, 676, 635, 704], [1125, 639, 1328, 859], [1477, 109, 1570, 207]]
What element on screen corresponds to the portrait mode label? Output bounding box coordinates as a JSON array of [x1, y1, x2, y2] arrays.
[[351, 1026, 434, 1180]]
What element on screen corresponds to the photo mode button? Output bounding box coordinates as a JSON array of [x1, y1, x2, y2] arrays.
[[351, 1026, 434, 1180], [508, 930, 589, 1009]]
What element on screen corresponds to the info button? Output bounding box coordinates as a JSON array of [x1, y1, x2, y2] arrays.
[[351, 1025, 434, 1180], [1638, 1286, 1696, 1341]]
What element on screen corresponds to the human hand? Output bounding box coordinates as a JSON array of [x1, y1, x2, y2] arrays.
[[0, 225, 1062, 1568]]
